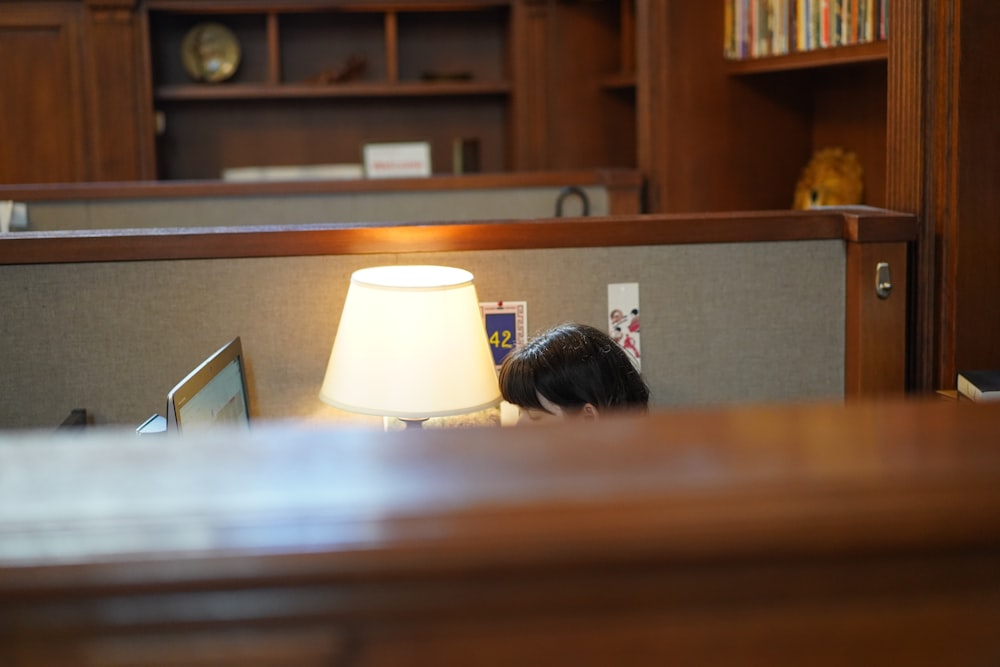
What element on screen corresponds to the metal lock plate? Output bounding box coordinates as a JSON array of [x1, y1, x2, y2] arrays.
[[876, 262, 893, 299]]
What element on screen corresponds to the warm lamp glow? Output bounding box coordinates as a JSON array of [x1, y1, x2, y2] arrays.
[[320, 265, 501, 422]]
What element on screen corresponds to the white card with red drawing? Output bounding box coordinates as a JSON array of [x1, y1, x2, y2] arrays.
[[608, 283, 640, 371]]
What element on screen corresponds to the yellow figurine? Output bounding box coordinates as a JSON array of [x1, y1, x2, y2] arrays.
[[793, 147, 864, 209]]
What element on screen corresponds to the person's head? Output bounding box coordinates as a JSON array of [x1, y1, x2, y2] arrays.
[[498, 322, 650, 423]]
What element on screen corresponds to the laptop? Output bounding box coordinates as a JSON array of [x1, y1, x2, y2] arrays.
[[139, 337, 251, 435]]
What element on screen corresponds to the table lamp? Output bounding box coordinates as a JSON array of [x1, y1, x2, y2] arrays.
[[319, 265, 501, 428]]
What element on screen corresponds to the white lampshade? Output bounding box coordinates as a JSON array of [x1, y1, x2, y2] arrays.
[[320, 265, 501, 420]]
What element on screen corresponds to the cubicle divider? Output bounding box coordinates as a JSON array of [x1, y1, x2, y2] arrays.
[[3, 399, 1000, 666], [0, 208, 916, 429], [0, 169, 640, 231]]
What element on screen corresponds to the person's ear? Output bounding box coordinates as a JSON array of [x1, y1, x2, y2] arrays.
[[581, 403, 600, 420]]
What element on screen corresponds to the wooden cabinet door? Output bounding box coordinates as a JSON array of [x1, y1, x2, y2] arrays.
[[0, 4, 89, 184]]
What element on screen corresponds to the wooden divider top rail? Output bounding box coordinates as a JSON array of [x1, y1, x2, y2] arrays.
[[0, 169, 640, 202], [1, 400, 999, 665], [0, 207, 916, 265], [1, 399, 998, 589]]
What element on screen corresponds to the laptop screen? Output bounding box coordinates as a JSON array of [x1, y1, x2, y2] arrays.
[[167, 337, 250, 434]]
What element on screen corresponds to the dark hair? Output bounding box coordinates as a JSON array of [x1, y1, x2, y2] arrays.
[[498, 323, 650, 415]]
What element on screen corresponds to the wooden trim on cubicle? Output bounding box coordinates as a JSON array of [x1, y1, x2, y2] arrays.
[[0, 209, 914, 265], [0, 169, 641, 204], [845, 242, 909, 398], [842, 209, 913, 398], [4, 399, 1000, 664]]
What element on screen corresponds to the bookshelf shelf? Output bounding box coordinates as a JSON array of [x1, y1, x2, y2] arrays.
[[155, 81, 512, 101], [599, 73, 636, 91], [725, 40, 888, 75]]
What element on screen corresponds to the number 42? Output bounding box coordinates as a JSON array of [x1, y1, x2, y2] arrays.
[[489, 330, 514, 349]]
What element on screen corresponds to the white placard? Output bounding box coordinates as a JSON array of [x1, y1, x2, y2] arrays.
[[608, 283, 641, 370], [0, 201, 26, 233], [222, 164, 363, 182], [363, 142, 432, 179], [0, 201, 11, 234]]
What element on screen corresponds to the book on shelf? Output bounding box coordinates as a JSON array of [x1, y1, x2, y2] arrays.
[[723, 0, 885, 60], [956, 370, 1000, 402]]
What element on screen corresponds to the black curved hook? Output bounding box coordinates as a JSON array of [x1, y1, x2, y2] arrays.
[[555, 186, 591, 217]]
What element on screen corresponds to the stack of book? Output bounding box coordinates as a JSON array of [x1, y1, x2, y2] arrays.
[[724, 0, 889, 60], [956, 370, 1000, 402]]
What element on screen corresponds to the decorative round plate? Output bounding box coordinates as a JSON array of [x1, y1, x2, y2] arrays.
[[181, 22, 241, 84]]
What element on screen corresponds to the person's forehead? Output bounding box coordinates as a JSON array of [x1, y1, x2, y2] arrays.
[[537, 393, 564, 415]]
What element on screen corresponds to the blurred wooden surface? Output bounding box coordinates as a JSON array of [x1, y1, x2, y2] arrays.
[[2, 399, 1000, 665]]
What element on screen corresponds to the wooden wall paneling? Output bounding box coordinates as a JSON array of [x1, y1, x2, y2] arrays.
[[638, 1, 812, 213], [951, 0, 1000, 381], [899, 0, 1000, 391], [510, 0, 550, 169], [544, 0, 625, 169], [597, 87, 637, 170], [600, 168, 643, 215], [384, 9, 398, 83], [136, 7, 159, 179], [634, 0, 668, 213], [598, 0, 638, 170], [845, 241, 909, 398], [717, 70, 814, 211], [886, 0, 932, 391], [0, 4, 89, 184], [810, 63, 888, 208], [619, 0, 635, 74], [266, 11, 280, 85], [926, 0, 963, 390], [82, 0, 151, 181]]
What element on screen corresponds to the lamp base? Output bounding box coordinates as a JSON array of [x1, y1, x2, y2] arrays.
[[399, 418, 429, 430]]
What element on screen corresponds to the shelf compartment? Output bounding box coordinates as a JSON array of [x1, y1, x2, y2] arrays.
[[149, 12, 271, 86], [155, 81, 511, 101], [396, 8, 509, 83], [154, 97, 509, 180], [725, 40, 888, 75], [280, 11, 386, 85]]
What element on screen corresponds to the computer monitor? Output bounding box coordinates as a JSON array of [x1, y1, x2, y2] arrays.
[[166, 337, 251, 434]]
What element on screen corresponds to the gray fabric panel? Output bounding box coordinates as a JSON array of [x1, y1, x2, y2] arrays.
[[22, 186, 608, 231], [0, 241, 843, 429]]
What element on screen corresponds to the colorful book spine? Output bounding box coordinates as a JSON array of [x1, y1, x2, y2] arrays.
[[726, 0, 880, 60], [724, 0, 734, 57], [819, 0, 830, 47], [795, 0, 809, 51], [848, 0, 858, 44]]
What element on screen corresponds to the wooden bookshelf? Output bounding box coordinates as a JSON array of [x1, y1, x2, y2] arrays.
[[145, 1, 514, 179], [1, 0, 639, 181], [155, 81, 512, 100], [636, 1, 890, 214], [725, 40, 888, 74]]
